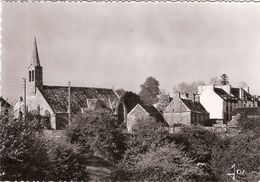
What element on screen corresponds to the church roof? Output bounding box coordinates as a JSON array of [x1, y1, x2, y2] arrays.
[[41, 85, 119, 114]]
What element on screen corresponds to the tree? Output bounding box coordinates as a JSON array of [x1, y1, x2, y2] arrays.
[[131, 143, 208, 181], [66, 110, 127, 163], [173, 81, 205, 96], [139, 76, 160, 105], [116, 88, 125, 97], [208, 76, 221, 85], [172, 126, 219, 163], [0, 113, 89, 181], [45, 135, 89, 181], [118, 117, 170, 168], [122, 91, 142, 113], [220, 74, 229, 85], [154, 92, 172, 113], [0, 114, 49, 180], [238, 81, 248, 88]]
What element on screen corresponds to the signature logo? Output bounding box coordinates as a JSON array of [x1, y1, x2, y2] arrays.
[[227, 164, 245, 181]]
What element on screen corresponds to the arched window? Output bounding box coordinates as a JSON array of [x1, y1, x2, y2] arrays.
[[32, 70, 34, 81], [29, 71, 31, 82]]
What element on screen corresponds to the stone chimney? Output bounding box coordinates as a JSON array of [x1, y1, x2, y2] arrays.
[[239, 88, 244, 100], [193, 93, 200, 102]]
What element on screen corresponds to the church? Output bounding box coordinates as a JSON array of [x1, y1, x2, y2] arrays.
[[14, 38, 126, 129]]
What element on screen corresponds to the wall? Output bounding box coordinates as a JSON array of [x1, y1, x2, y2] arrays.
[[26, 87, 56, 129], [164, 97, 191, 126], [198, 85, 223, 119], [127, 104, 149, 132]]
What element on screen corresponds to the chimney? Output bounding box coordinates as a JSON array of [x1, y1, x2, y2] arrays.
[[239, 88, 244, 100], [185, 93, 189, 99], [193, 93, 200, 102]]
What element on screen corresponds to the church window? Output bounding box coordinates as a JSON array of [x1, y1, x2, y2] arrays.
[[29, 71, 31, 82], [32, 70, 34, 81]]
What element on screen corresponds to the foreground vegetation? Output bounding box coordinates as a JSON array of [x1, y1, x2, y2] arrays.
[[0, 111, 259, 181]]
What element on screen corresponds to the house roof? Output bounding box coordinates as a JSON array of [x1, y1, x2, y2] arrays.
[[214, 87, 237, 102], [129, 104, 168, 126], [231, 87, 254, 101], [180, 99, 208, 114], [0, 97, 12, 108], [41, 85, 119, 114], [230, 88, 241, 100]]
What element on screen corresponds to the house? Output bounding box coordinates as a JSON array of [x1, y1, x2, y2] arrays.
[[198, 84, 258, 123], [230, 87, 258, 108], [127, 103, 167, 132], [0, 97, 13, 115], [163, 92, 209, 127], [14, 38, 126, 129]]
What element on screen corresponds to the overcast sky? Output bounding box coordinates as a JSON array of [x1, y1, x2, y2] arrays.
[[2, 2, 260, 102]]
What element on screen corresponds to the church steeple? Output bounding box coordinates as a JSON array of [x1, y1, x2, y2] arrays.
[[28, 37, 43, 96], [32, 37, 41, 67]]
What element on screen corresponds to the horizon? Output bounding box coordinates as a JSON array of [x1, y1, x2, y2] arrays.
[[2, 3, 260, 102]]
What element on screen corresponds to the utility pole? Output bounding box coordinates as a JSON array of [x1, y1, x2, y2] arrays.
[[68, 81, 71, 125], [22, 78, 27, 119]]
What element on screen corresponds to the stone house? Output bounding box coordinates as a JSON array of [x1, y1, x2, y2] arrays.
[[127, 104, 167, 132], [14, 38, 126, 129], [163, 92, 209, 127], [0, 97, 13, 115]]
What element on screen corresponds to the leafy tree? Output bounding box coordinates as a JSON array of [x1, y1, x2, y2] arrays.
[[173, 81, 205, 96], [66, 110, 127, 163], [0, 114, 49, 180], [132, 143, 209, 181], [154, 91, 172, 112], [45, 136, 88, 181], [210, 131, 260, 182], [116, 88, 125, 97], [122, 91, 142, 113], [208, 76, 222, 85], [221, 74, 229, 85], [238, 81, 248, 88], [139, 76, 160, 105], [172, 126, 219, 163]]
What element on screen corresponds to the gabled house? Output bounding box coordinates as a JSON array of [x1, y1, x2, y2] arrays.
[[14, 38, 126, 129], [198, 84, 258, 123], [0, 97, 13, 115], [127, 104, 167, 132], [230, 87, 257, 108], [163, 92, 209, 127]]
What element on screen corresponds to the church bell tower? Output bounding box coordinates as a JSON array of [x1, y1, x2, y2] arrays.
[[28, 38, 43, 96]]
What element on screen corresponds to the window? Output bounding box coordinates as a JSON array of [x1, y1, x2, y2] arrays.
[[32, 70, 34, 81], [29, 71, 31, 82]]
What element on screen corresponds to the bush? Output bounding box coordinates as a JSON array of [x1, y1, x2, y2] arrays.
[[45, 136, 89, 180], [66, 110, 127, 163], [0, 114, 49, 180]]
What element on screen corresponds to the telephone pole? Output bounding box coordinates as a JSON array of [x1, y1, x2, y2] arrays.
[[22, 78, 27, 118], [68, 81, 71, 125]]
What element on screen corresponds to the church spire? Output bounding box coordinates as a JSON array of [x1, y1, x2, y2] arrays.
[[32, 37, 41, 67]]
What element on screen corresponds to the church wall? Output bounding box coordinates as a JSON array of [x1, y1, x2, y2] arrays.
[[27, 87, 56, 129]]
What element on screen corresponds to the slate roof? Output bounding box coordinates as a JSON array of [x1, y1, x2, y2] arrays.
[[214, 88, 237, 102], [0, 97, 12, 108], [41, 85, 119, 114], [180, 99, 208, 114], [230, 88, 241, 100]]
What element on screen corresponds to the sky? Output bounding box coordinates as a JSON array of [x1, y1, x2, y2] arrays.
[[2, 2, 260, 102]]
